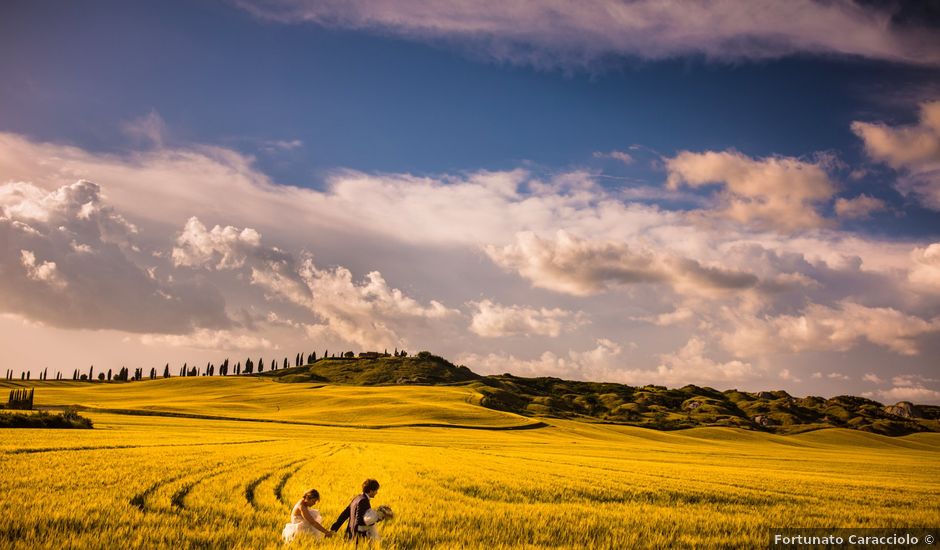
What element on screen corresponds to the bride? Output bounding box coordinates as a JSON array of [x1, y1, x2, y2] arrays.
[[282, 489, 334, 544]]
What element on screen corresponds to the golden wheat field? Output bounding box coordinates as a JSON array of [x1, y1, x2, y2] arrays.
[[1, 378, 938, 549]]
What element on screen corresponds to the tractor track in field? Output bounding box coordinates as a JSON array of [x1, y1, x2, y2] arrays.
[[245, 457, 311, 510], [133, 451, 292, 514], [131, 458, 229, 512], [272, 443, 345, 506], [169, 452, 295, 512], [321, 442, 349, 458], [272, 444, 343, 506]]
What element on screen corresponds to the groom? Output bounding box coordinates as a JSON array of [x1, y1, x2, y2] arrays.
[[331, 478, 380, 540]]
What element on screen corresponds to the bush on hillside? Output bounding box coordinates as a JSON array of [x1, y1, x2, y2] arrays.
[[0, 409, 93, 429]]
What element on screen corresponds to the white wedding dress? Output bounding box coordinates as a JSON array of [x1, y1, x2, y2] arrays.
[[282, 501, 325, 544]]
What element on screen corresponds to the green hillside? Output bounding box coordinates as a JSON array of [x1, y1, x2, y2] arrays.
[[262, 352, 479, 385], [6, 351, 938, 436], [2, 376, 535, 429], [258, 352, 940, 436]]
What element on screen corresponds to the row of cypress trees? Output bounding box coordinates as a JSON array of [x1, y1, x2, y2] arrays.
[[3, 347, 410, 383], [6, 388, 34, 410]]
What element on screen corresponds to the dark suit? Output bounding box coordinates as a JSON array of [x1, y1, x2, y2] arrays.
[[330, 493, 371, 539]]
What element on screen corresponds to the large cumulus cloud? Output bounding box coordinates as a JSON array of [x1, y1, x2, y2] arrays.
[[852, 100, 940, 210], [2, 130, 939, 400], [0, 180, 229, 333]]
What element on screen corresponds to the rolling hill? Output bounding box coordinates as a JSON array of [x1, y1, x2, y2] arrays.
[[260, 352, 940, 436]]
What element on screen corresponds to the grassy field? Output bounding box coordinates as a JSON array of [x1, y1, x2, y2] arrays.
[[1, 379, 938, 549]]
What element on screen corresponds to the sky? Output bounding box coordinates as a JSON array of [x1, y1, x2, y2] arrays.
[[1, 0, 939, 403]]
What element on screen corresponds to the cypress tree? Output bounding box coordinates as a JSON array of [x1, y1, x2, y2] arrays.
[[107, 368, 112, 382], [164, 364, 170, 378], [88, 365, 94, 381], [283, 357, 289, 369]]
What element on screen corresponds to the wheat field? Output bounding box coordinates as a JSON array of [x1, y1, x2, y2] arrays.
[[1, 378, 938, 549]]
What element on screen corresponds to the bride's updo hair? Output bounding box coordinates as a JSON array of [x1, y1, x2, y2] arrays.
[[303, 489, 320, 502]]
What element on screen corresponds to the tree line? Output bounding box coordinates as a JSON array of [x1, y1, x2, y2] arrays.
[[2, 347, 410, 383], [6, 388, 34, 410]]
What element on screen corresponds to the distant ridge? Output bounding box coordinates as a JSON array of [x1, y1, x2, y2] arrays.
[[263, 352, 940, 436]]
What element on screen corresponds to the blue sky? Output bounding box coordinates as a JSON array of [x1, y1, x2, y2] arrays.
[[2, 2, 935, 184], [1, 0, 939, 402]]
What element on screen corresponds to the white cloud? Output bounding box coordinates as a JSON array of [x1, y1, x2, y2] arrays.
[[458, 338, 625, 380], [779, 369, 801, 383], [168, 214, 462, 350], [909, 243, 940, 294], [0, 180, 230, 333], [122, 111, 167, 147], [864, 385, 940, 405], [486, 230, 759, 297], [296, 265, 457, 349], [666, 150, 836, 231], [834, 194, 886, 219], [826, 372, 850, 381], [468, 299, 586, 338], [593, 150, 634, 164], [20, 250, 66, 289], [249, 251, 459, 350], [140, 329, 273, 351], [460, 336, 756, 388], [647, 307, 695, 327], [262, 139, 303, 152], [852, 100, 940, 209], [863, 373, 883, 384], [236, 0, 940, 67], [892, 374, 939, 386], [721, 301, 940, 357], [2, 131, 938, 388], [172, 216, 265, 269], [647, 337, 756, 386]]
